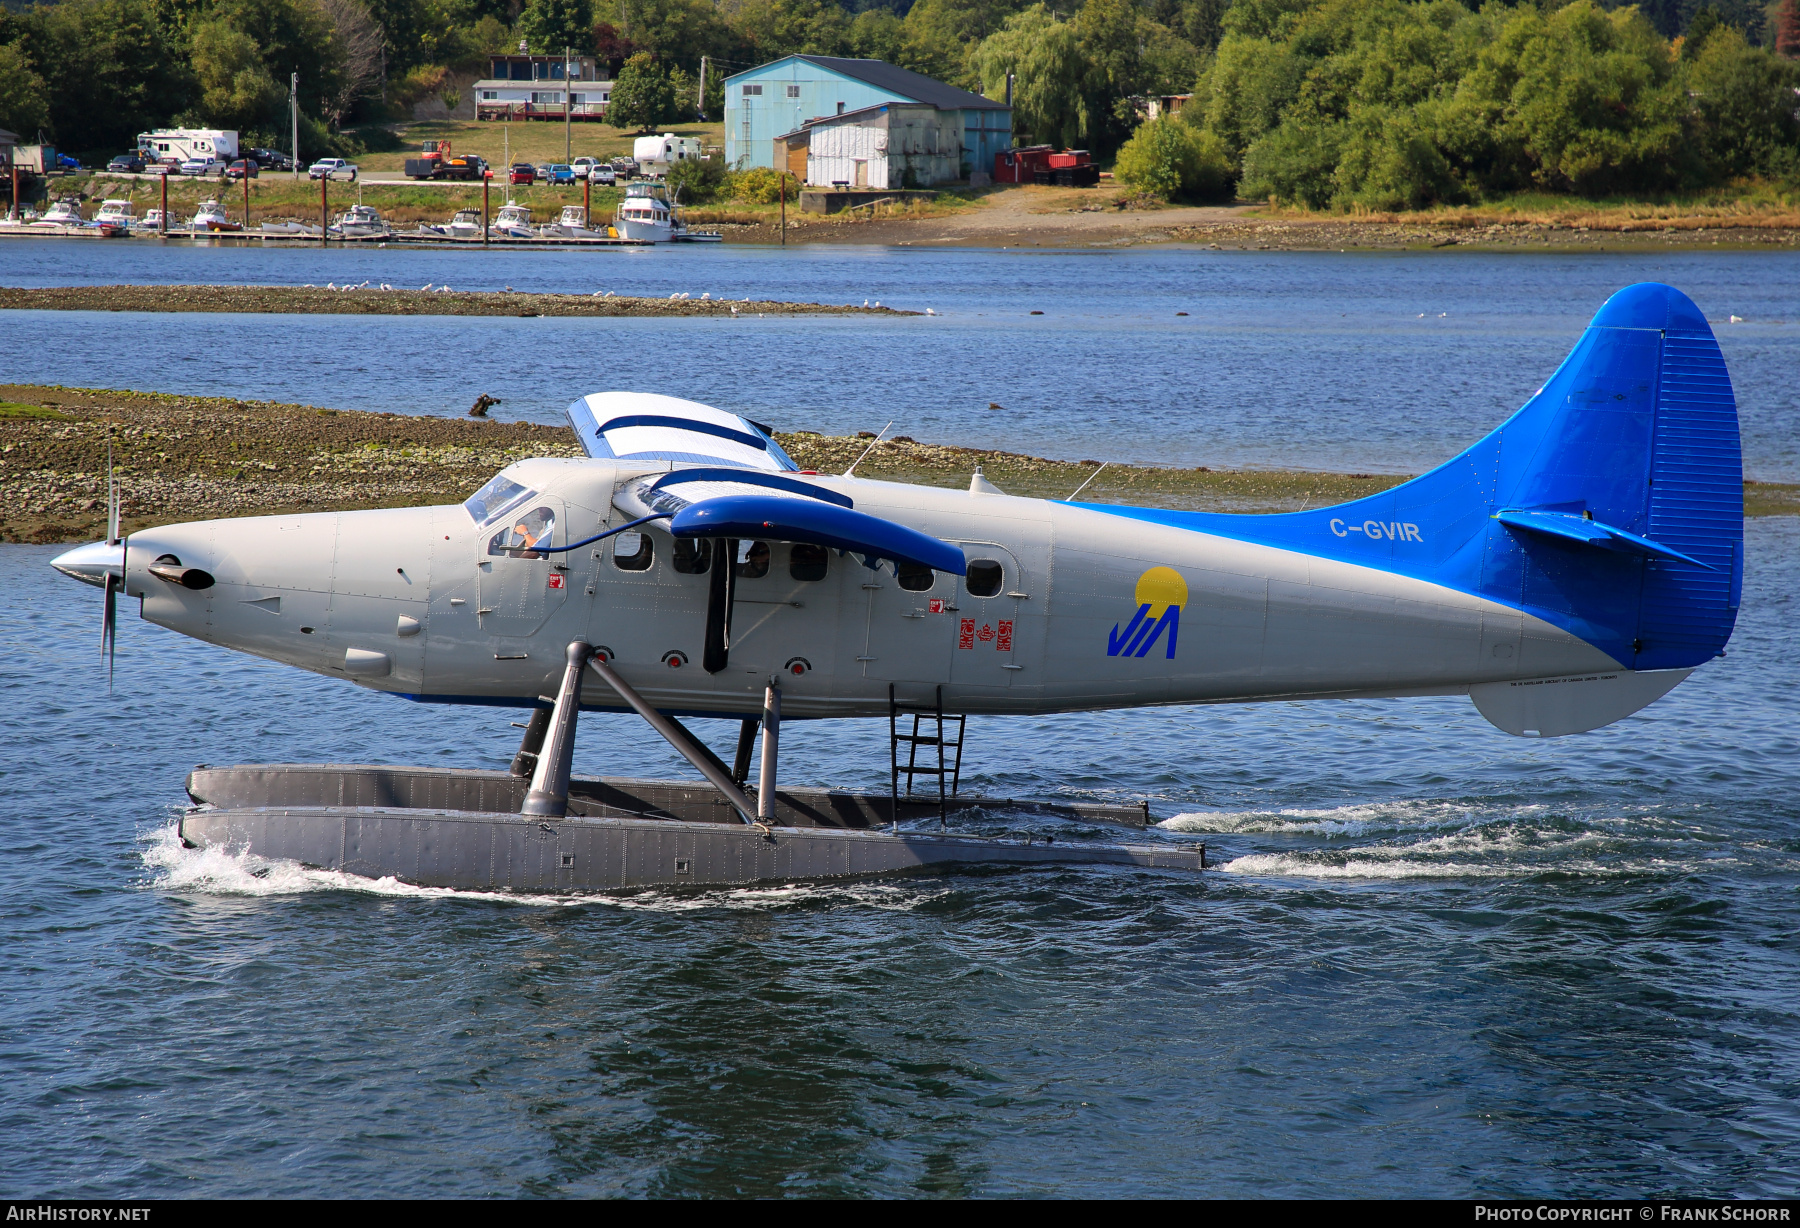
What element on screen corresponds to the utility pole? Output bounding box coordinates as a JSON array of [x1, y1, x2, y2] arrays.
[[698, 55, 707, 121], [565, 45, 573, 164], [291, 72, 300, 180]]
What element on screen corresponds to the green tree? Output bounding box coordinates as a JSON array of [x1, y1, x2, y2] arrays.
[[732, 0, 851, 58], [1115, 114, 1235, 199], [606, 50, 674, 131], [849, 7, 904, 62], [10, 0, 196, 152], [599, 0, 735, 72], [190, 19, 283, 130], [900, 0, 1018, 87], [975, 6, 1089, 147], [0, 41, 51, 140], [520, 0, 594, 53], [1684, 27, 1800, 177]]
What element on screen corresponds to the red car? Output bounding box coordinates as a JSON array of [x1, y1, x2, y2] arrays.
[[225, 159, 259, 180], [509, 162, 536, 185]]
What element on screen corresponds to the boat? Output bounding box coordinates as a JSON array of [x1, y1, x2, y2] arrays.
[[490, 201, 534, 238], [135, 208, 170, 233], [94, 199, 137, 227], [544, 204, 612, 240], [613, 182, 675, 242], [191, 199, 240, 231], [421, 208, 485, 240], [259, 218, 323, 237], [328, 204, 391, 239], [39, 197, 85, 227], [612, 183, 722, 243]]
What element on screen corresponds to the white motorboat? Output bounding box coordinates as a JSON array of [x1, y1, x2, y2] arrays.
[[259, 218, 323, 237], [94, 199, 137, 227], [614, 182, 674, 242], [192, 199, 240, 231], [545, 204, 611, 240], [421, 208, 485, 240], [135, 208, 170, 233], [328, 204, 391, 239], [490, 202, 534, 238]]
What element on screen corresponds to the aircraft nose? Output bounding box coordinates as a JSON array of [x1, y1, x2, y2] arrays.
[[51, 539, 125, 588]]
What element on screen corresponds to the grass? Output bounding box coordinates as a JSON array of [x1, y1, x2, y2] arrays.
[[0, 401, 73, 420], [352, 117, 728, 173]]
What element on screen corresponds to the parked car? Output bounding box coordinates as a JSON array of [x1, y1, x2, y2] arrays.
[[180, 157, 227, 176], [609, 156, 639, 178], [587, 165, 616, 185], [534, 163, 553, 183], [508, 162, 536, 185], [571, 156, 600, 175], [308, 158, 358, 181], [225, 159, 259, 180], [250, 147, 295, 171], [107, 154, 145, 174], [545, 163, 576, 185]]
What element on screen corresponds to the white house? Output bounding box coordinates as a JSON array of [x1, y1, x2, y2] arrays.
[[792, 102, 963, 189]]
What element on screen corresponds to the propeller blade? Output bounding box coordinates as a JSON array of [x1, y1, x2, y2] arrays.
[[103, 533, 125, 690]]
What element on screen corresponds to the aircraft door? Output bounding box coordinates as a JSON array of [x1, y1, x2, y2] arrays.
[[476, 496, 567, 639], [862, 558, 953, 684], [949, 542, 1043, 690]]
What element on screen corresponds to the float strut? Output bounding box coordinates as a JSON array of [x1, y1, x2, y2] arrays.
[[509, 704, 553, 777], [758, 683, 781, 824], [732, 718, 759, 786], [587, 654, 760, 824], [521, 641, 593, 817]]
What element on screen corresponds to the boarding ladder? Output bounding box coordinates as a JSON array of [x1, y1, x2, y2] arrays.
[[889, 684, 965, 827]]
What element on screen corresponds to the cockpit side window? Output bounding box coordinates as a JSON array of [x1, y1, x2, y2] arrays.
[[488, 506, 555, 558], [965, 559, 1003, 597], [464, 474, 531, 524]]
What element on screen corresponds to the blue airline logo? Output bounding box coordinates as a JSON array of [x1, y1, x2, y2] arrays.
[[1108, 567, 1185, 659]]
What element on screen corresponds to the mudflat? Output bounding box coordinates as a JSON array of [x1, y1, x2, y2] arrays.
[[4, 385, 1793, 545], [0, 285, 908, 318]]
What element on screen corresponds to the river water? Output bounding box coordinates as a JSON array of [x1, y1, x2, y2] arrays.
[[2, 240, 1798, 1198]]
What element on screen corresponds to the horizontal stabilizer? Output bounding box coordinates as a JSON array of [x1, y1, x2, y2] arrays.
[[1494, 510, 1712, 569], [672, 494, 968, 575], [1470, 668, 1693, 737]]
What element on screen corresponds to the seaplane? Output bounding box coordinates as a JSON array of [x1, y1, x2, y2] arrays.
[[51, 283, 1743, 891]]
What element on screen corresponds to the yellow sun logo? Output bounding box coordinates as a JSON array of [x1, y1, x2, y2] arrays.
[[1108, 566, 1186, 659]]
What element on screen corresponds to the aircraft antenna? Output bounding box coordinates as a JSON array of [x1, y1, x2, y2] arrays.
[[842, 420, 894, 476], [1061, 462, 1107, 502]]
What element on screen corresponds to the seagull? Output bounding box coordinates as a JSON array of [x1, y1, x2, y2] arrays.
[[864, 299, 869, 307], [380, 283, 392, 291], [925, 308, 936, 316], [592, 290, 604, 297], [504, 285, 513, 292], [327, 282, 337, 290], [730, 306, 739, 315], [1730, 314, 1745, 323], [422, 283, 433, 292], [874, 300, 881, 308], [670, 292, 680, 300], [700, 292, 710, 300]]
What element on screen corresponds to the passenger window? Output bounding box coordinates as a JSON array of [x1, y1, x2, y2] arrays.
[[488, 507, 555, 558], [671, 537, 712, 575], [736, 540, 771, 579], [612, 529, 653, 571], [897, 562, 934, 592], [965, 559, 1003, 597], [790, 543, 828, 582]]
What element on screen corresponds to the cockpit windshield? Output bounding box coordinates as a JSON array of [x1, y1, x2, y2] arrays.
[[464, 474, 532, 524]]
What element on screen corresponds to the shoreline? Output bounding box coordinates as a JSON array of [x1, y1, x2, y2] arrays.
[[4, 384, 1793, 545], [0, 285, 909, 318]]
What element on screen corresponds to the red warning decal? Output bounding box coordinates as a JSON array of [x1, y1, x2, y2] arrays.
[[546, 573, 565, 590], [929, 598, 945, 614], [958, 618, 975, 650]]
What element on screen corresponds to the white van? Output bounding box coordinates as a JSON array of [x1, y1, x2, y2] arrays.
[[631, 133, 702, 176]]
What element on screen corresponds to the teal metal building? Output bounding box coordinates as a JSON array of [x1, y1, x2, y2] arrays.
[[723, 56, 1012, 179]]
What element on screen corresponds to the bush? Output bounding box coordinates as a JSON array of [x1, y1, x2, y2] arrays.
[[1240, 118, 1343, 207], [665, 156, 727, 203], [1114, 116, 1238, 201], [730, 165, 797, 204]]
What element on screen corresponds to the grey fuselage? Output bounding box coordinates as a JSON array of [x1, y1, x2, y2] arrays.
[[122, 456, 1615, 720]]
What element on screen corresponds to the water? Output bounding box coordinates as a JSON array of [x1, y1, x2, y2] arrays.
[[2, 240, 1797, 479], [3, 246, 1799, 1197]]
